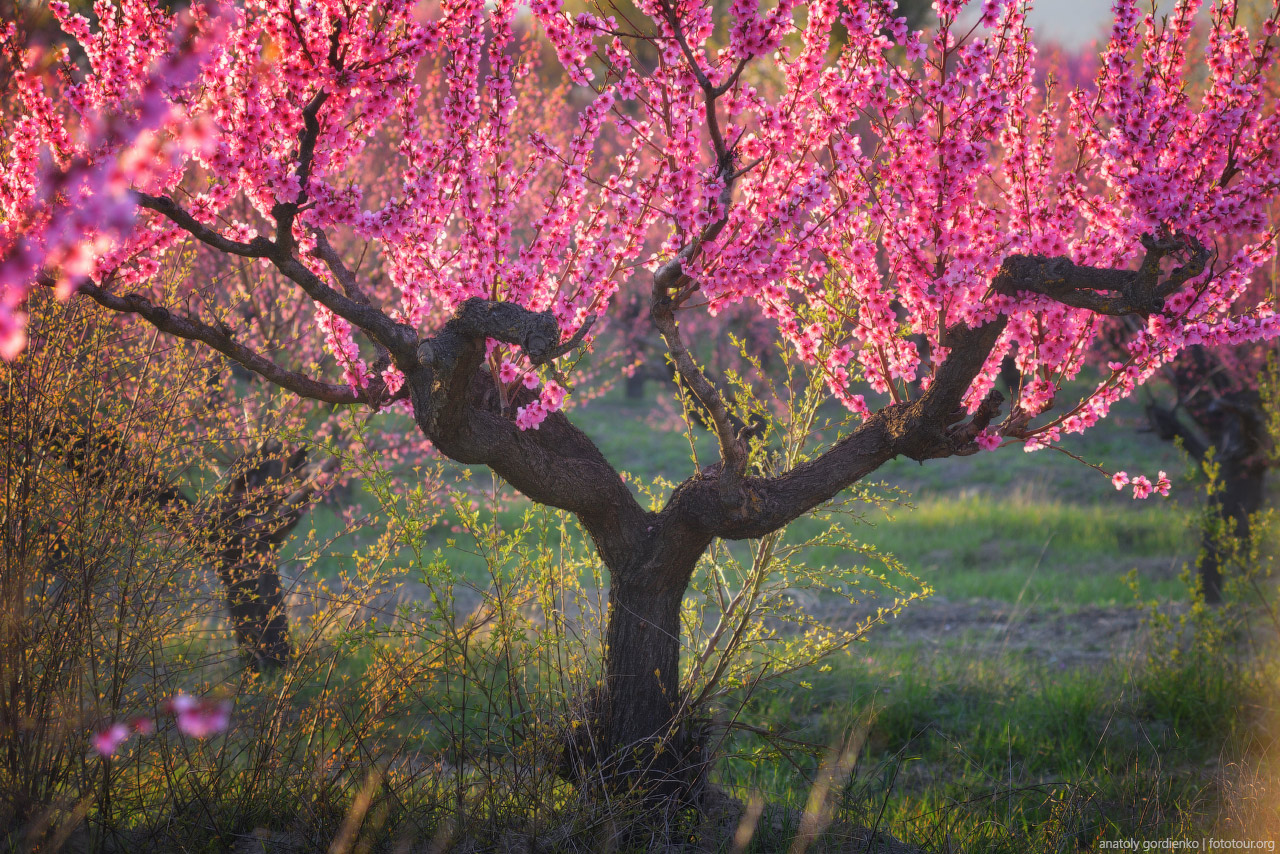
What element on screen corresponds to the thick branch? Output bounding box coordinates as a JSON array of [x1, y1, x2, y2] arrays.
[[268, 251, 417, 360], [136, 174, 414, 362], [402, 297, 649, 570], [995, 233, 1209, 317], [660, 317, 1008, 541], [310, 228, 374, 310], [310, 227, 391, 363]]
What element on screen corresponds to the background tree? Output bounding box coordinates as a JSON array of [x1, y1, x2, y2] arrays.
[[4, 0, 1280, 792], [57, 427, 334, 668], [1141, 329, 1278, 603]]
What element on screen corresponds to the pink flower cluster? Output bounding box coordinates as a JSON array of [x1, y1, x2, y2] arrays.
[[91, 693, 232, 757], [515, 379, 568, 431], [0, 6, 223, 359], [1111, 470, 1172, 500], [2, 0, 1278, 502]]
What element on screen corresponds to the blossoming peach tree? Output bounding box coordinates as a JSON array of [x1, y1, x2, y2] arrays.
[[4, 0, 1280, 785]]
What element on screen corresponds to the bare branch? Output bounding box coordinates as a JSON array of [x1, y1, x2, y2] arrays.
[[74, 280, 367, 405]]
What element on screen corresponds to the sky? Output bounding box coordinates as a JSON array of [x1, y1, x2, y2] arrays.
[[1025, 0, 1118, 49]]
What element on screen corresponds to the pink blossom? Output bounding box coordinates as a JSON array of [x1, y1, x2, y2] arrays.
[[165, 694, 196, 716], [1112, 472, 1130, 490], [1155, 471, 1171, 497], [128, 716, 155, 736], [1131, 476, 1153, 500], [164, 693, 231, 738], [91, 723, 129, 757], [175, 700, 231, 738], [975, 430, 1001, 452], [3, 0, 1279, 509], [541, 379, 567, 412], [516, 400, 547, 431], [381, 366, 405, 395]]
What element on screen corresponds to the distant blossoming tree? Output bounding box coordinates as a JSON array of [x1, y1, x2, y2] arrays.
[[1138, 260, 1278, 602], [4, 0, 1280, 786], [1031, 15, 1280, 603]]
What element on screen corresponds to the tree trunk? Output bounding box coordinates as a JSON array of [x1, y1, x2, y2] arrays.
[[1146, 384, 1269, 605], [1196, 394, 1268, 605], [217, 548, 293, 670], [208, 444, 328, 671], [625, 371, 647, 400], [565, 544, 709, 797], [602, 578, 684, 775], [1199, 456, 1266, 604], [999, 354, 1021, 397]]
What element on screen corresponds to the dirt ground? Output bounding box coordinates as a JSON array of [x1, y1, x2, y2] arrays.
[[809, 595, 1184, 668]]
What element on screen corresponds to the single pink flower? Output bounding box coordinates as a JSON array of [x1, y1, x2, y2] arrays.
[[1112, 471, 1130, 490], [91, 723, 129, 757], [975, 430, 1001, 452], [1155, 471, 1171, 496], [128, 715, 155, 735], [175, 699, 232, 738], [164, 693, 197, 716], [1131, 476, 1153, 499]]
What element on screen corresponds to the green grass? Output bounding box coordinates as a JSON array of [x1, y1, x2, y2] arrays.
[[47, 372, 1270, 853], [821, 492, 1192, 604], [716, 638, 1272, 852]]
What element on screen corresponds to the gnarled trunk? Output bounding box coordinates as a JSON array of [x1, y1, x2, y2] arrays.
[[408, 300, 1006, 794], [1199, 452, 1266, 604], [561, 538, 711, 796], [209, 444, 331, 670]]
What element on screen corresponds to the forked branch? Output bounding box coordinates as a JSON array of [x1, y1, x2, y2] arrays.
[[995, 232, 1210, 317]]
